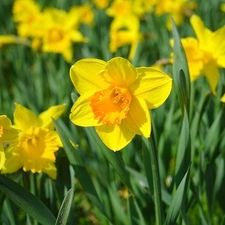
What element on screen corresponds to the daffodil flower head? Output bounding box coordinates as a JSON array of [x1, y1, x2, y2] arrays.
[[171, 14, 225, 95], [1, 103, 66, 179], [0, 115, 19, 170], [70, 57, 172, 151]]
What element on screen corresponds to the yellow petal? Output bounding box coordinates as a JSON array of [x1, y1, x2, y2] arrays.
[[212, 26, 225, 59], [101, 57, 137, 86], [1, 145, 23, 174], [202, 62, 220, 95], [39, 104, 66, 130], [217, 54, 225, 68], [0, 144, 5, 169], [70, 58, 108, 95], [95, 123, 135, 151], [124, 96, 151, 137], [190, 15, 212, 45], [42, 162, 57, 179], [221, 94, 225, 103], [70, 91, 100, 127], [0, 115, 11, 127], [14, 103, 38, 130], [131, 67, 172, 109], [1, 128, 18, 142], [0, 115, 18, 142]]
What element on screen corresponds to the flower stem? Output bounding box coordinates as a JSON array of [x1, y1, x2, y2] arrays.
[[149, 136, 164, 225]]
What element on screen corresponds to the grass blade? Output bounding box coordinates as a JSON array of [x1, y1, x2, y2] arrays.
[[55, 188, 74, 225], [165, 166, 190, 225], [0, 175, 56, 225]]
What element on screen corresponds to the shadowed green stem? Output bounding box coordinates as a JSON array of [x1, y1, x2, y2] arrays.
[[149, 136, 164, 225]]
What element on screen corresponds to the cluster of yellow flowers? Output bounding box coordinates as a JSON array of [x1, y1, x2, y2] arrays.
[[105, 0, 196, 60], [0, 0, 197, 62], [0, 104, 65, 179], [11, 0, 94, 62]]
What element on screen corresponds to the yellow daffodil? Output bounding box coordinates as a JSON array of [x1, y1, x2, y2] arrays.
[[106, 0, 132, 17], [40, 8, 88, 62], [69, 57, 172, 151], [0, 116, 18, 169], [12, 1, 88, 62], [190, 14, 225, 94], [13, 0, 42, 38], [154, 0, 196, 30], [172, 15, 225, 94], [69, 4, 94, 26], [92, 0, 109, 9], [109, 15, 142, 60], [2, 103, 66, 179]]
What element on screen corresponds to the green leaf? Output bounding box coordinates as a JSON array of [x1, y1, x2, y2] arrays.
[[175, 107, 191, 186], [85, 127, 133, 193], [190, 91, 211, 152], [204, 110, 222, 156], [171, 18, 190, 114], [128, 197, 146, 225], [221, 215, 225, 225], [53, 119, 112, 223], [165, 166, 190, 225], [0, 175, 56, 225], [55, 188, 74, 225]]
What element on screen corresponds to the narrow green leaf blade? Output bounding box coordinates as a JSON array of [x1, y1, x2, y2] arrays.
[[175, 107, 191, 186], [171, 18, 190, 113], [0, 175, 56, 225], [55, 188, 74, 225], [165, 167, 190, 225], [128, 197, 146, 225]]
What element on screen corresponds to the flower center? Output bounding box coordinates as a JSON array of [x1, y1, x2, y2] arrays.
[[19, 127, 46, 158], [48, 28, 64, 42], [0, 125, 3, 138], [90, 85, 132, 125]]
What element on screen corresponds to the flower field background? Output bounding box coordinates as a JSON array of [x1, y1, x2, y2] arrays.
[[1, 0, 225, 224]]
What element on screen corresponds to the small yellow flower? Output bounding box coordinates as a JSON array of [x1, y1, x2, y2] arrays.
[[154, 0, 197, 30], [109, 15, 142, 60], [2, 103, 66, 179], [92, 0, 109, 9], [40, 8, 88, 62], [171, 15, 225, 94], [106, 0, 132, 17], [69, 57, 172, 151], [183, 15, 225, 94], [13, 0, 42, 38], [0, 115, 18, 169], [69, 4, 94, 26]]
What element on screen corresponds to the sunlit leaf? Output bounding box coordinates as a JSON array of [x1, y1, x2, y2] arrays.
[[0, 175, 56, 225], [165, 167, 190, 225], [55, 188, 74, 225]]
